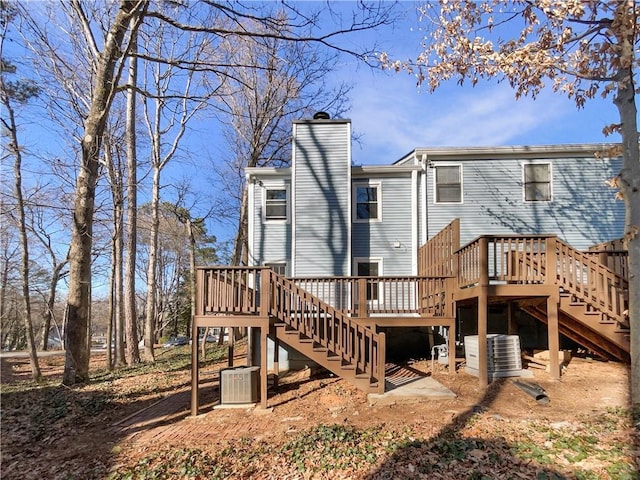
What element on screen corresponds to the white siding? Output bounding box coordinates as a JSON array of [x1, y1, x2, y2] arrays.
[[293, 121, 351, 276], [352, 174, 414, 276], [426, 156, 624, 249], [250, 178, 291, 267]]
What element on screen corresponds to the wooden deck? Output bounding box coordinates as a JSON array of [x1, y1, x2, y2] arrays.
[[191, 219, 629, 414]]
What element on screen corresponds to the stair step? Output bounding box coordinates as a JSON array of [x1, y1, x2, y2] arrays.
[[298, 338, 313, 344], [341, 364, 356, 371], [313, 347, 328, 353], [326, 355, 341, 362]]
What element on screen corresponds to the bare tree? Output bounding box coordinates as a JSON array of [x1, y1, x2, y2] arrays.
[[62, 0, 147, 384], [26, 197, 70, 351], [14, 0, 395, 384], [1, 6, 41, 377], [214, 14, 352, 267], [138, 17, 211, 362], [381, 0, 640, 404]]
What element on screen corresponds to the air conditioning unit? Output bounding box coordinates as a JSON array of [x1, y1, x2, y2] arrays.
[[220, 366, 260, 404], [464, 334, 524, 379]]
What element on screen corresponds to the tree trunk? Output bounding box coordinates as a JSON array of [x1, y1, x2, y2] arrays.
[[614, 72, 640, 406], [63, 1, 145, 385], [143, 168, 161, 362], [7, 97, 41, 379], [612, 2, 640, 406], [232, 187, 249, 266], [40, 259, 66, 351], [123, 13, 141, 366]]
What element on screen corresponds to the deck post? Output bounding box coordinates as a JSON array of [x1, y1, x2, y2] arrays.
[[259, 269, 270, 409], [478, 290, 489, 388], [260, 326, 268, 409], [190, 320, 199, 416], [357, 278, 367, 317], [446, 277, 456, 373], [478, 237, 489, 388], [273, 336, 280, 388], [507, 301, 516, 335], [547, 294, 561, 380]]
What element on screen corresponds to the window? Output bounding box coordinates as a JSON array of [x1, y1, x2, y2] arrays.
[[354, 183, 380, 221], [265, 262, 287, 276], [524, 163, 551, 202], [354, 259, 381, 301], [264, 187, 288, 221], [434, 165, 462, 203]]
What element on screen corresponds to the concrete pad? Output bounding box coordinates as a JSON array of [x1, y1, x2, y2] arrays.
[[367, 376, 456, 406]]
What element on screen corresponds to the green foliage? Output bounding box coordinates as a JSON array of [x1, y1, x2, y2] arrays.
[[281, 424, 381, 472], [107, 449, 225, 480], [1, 59, 40, 103]]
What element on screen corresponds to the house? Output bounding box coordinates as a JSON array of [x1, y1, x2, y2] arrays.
[[191, 115, 629, 411]]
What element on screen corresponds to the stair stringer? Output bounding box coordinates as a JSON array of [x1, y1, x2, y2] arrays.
[[271, 323, 379, 392], [521, 297, 630, 363]]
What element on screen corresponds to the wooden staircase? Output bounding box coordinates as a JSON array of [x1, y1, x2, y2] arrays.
[[517, 238, 630, 362], [521, 294, 630, 362], [263, 270, 385, 393]]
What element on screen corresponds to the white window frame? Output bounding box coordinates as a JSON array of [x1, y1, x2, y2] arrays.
[[433, 164, 463, 204], [263, 184, 290, 223], [264, 262, 287, 276], [353, 257, 383, 302], [353, 181, 382, 223], [522, 162, 553, 203]]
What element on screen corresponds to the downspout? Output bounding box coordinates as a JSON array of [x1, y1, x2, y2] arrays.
[[411, 165, 418, 276], [246, 172, 255, 267], [420, 153, 428, 245]]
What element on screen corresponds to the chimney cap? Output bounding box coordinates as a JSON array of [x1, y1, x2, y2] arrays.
[[313, 111, 330, 120]]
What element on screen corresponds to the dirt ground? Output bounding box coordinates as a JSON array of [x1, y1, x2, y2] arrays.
[[0, 347, 636, 479]]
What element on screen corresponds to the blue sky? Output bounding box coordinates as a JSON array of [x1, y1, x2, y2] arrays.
[[6, 1, 624, 260], [317, 2, 619, 166], [180, 1, 623, 247]]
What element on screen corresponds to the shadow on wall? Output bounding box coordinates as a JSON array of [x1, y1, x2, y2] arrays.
[[294, 122, 348, 275], [472, 159, 623, 247]]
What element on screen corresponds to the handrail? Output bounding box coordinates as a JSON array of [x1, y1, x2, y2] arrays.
[[196, 266, 260, 315], [266, 270, 384, 384], [554, 239, 628, 324], [456, 235, 553, 288]]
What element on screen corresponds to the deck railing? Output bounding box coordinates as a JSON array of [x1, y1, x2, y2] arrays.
[[456, 235, 554, 288], [195, 266, 385, 388], [451, 234, 628, 325], [294, 276, 452, 317], [418, 218, 460, 277], [196, 266, 259, 315]]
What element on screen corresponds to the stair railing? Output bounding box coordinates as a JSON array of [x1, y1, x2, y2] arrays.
[[554, 239, 628, 325], [265, 270, 385, 389]]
